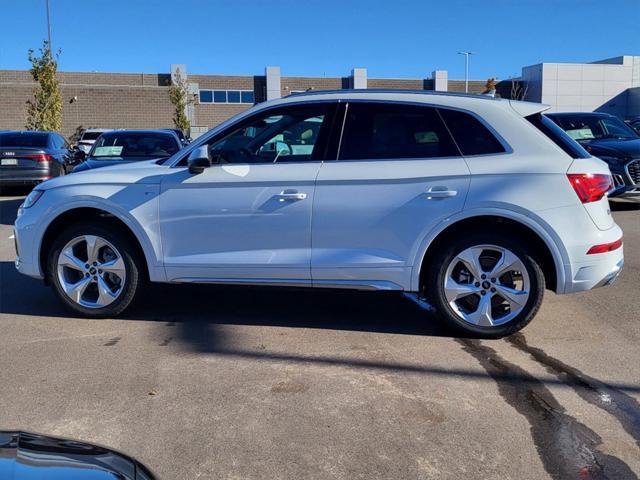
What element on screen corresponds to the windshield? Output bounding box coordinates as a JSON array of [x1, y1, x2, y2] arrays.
[[90, 132, 179, 159], [0, 132, 48, 148], [80, 131, 105, 141], [550, 114, 639, 142]]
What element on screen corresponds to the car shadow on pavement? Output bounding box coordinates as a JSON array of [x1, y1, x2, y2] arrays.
[[0, 258, 454, 339]]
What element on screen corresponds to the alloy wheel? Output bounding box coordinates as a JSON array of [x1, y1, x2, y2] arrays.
[[56, 235, 126, 309], [443, 244, 530, 327]]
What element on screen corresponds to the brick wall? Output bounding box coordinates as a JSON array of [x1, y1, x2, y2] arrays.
[[0, 69, 491, 138]]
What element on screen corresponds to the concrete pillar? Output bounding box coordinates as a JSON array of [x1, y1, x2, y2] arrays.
[[351, 68, 367, 89], [432, 70, 448, 91], [266, 66, 281, 100]]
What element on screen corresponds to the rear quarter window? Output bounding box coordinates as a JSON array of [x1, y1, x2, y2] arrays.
[[438, 108, 506, 156]]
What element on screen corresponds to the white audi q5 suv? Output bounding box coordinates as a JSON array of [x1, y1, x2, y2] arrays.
[[14, 90, 624, 337]]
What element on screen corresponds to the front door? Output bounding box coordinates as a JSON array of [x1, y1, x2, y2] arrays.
[[160, 102, 336, 284]]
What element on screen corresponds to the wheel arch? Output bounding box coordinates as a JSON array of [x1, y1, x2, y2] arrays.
[[38, 205, 157, 284], [413, 210, 567, 294]]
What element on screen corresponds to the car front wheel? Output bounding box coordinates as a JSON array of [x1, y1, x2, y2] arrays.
[[426, 233, 545, 338], [48, 222, 142, 318]]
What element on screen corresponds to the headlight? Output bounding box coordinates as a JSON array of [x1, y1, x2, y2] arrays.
[[22, 189, 44, 209]]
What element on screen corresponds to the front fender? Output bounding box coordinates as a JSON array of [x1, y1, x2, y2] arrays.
[[33, 184, 164, 281], [409, 205, 569, 293]]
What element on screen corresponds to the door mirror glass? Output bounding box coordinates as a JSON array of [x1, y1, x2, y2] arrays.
[[187, 146, 211, 174], [73, 149, 86, 163]]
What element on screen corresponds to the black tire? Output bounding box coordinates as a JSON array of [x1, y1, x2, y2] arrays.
[[47, 221, 143, 318], [425, 232, 545, 338]]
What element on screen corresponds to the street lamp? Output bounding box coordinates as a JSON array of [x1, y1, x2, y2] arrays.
[[457, 51, 476, 93], [45, 0, 52, 52]]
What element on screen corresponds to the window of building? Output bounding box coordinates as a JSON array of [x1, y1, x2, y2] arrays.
[[438, 108, 506, 156], [199, 89, 255, 104], [339, 103, 459, 160], [199, 90, 213, 103]]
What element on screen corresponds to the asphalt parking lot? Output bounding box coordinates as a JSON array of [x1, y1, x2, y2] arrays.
[[0, 192, 638, 480]]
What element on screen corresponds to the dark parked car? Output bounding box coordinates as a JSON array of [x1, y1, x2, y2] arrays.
[[162, 128, 190, 146], [0, 131, 72, 187], [73, 130, 182, 172], [546, 112, 640, 198], [0, 431, 155, 479]]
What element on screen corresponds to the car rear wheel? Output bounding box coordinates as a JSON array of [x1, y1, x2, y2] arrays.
[[48, 222, 142, 318], [426, 233, 545, 338]]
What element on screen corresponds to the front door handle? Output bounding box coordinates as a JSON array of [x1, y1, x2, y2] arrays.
[[425, 186, 457, 199], [277, 190, 307, 201]]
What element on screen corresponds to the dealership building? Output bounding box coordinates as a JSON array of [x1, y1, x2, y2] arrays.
[[0, 55, 638, 138]]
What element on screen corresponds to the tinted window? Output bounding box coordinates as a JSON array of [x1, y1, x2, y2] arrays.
[[190, 104, 334, 165], [528, 114, 591, 159], [339, 103, 459, 160], [91, 133, 179, 159], [549, 114, 639, 141], [80, 131, 104, 141], [199, 90, 213, 103], [0, 132, 49, 148], [438, 108, 506, 155], [213, 91, 227, 103], [227, 91, 241, 103]]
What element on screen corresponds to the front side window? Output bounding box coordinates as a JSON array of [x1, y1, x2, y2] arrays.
[[193, 103, 333, 164], [438, 108, 506, 155], [339, 103, 459, 160]]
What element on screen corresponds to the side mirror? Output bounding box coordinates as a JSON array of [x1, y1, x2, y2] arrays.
[[73, 149, 86, 163], [187, 146, 211, 174]]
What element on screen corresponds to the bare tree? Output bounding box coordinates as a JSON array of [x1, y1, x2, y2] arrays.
[[510, 80, 529, 101]]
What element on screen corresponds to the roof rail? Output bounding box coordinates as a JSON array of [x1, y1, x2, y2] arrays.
[[284, 88, 499, 100]]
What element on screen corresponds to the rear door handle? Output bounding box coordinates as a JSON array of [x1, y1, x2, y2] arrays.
[[425, 187, 457, 199], [277, 191, 307, 201]]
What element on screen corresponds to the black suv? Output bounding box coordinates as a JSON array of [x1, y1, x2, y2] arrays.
[[546, 112, 640, 199]]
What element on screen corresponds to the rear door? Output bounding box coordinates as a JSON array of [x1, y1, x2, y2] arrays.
[[311, 102, 471, 290]]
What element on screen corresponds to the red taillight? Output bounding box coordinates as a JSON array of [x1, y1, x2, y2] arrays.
[[567, 173, 612, 203], [24, 154, 53, 163], [587, 237, 623, 255]]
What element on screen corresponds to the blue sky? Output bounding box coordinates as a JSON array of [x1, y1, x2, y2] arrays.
[[1, 0, 638, 80]]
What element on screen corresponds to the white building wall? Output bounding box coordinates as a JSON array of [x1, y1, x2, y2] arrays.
[[522, 56, 640, 117]]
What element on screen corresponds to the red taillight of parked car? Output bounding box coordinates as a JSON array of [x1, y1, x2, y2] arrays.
[[587, 237, 623, 255], [567, 173, 613, 203], [23, 154, 53, 163]]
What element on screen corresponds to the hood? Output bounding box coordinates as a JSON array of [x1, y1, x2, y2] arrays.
[[41, 158, 172, 190], [583, 138, 640, 161], [72, 156, 157, 173], [0, 431, 154, 479]]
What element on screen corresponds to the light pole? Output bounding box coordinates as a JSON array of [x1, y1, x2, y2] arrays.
[[45, 0, 52, 52], [457, 51, 476, 93]]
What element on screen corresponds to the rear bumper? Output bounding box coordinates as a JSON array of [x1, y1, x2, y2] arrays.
[[562, 236, 624, 294], [0, 167, 54, 186]]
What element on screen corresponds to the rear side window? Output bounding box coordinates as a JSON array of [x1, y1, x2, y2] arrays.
[[339, 103, 459, 160], [527, 114, 591, 159], [438, 108, 506, 155]]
